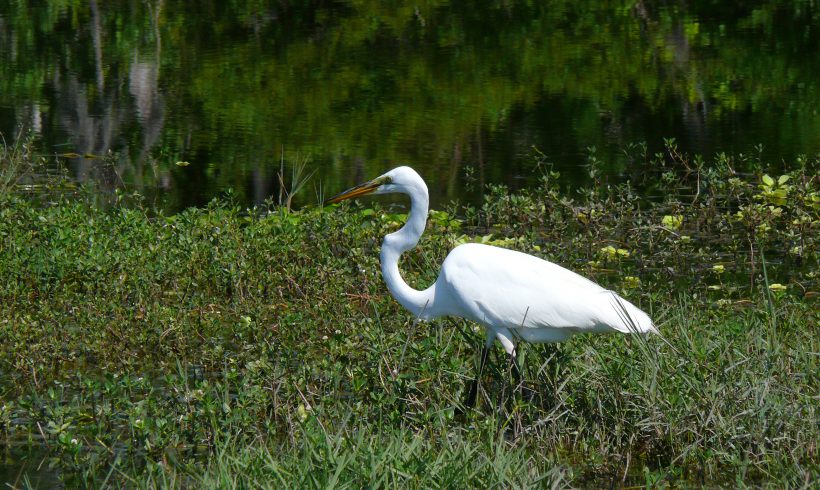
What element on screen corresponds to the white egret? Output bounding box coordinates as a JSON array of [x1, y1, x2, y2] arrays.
[[327, 166, 656, 409]]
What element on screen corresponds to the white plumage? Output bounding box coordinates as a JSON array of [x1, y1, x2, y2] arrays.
[[328, 166, 656, 408], [436, 243, 655, 346]]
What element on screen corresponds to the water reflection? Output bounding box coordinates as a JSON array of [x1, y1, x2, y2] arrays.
[[0, 446, 64, 489], [0, 1, 817, 211]]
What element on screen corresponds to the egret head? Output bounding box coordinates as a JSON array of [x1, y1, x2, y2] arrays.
[[326, 166, 424, 204]]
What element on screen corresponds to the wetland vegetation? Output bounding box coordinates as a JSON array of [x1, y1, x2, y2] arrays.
[[1, 139, 817, 487]]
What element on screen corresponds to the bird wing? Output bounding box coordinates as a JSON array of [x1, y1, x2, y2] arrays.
[[436, 243, 653, 336]]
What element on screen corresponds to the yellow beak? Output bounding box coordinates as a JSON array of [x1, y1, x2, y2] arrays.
[[325, 177, 383, 204]]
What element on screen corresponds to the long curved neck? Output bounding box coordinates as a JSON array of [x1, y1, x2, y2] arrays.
[[380, 186, 437, 319]]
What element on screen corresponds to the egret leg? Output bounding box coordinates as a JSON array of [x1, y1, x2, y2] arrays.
[[462, 331, 495, 410], [464, 344, 490, 409], [510, 348, 522, 387], [541, 344, 559, 407], [509, 347, 535, 402], [493, 328, 527, 398]]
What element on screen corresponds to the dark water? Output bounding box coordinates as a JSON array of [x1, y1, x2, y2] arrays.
[[0, 446, 64, 489], [1, 1, 817, 211]]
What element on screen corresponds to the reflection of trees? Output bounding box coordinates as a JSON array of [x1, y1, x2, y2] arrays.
[[173, 0, 817, 198], [0, 1, 817, 208], [56, 73, 122, 185], [663, 11, 709, 149], [129, 56, 166, 188], [40, 1, 170, 194]]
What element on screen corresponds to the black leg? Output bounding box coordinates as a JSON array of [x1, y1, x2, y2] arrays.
[[463, 344, 490, 411], [539, 344, 558, 407], [509, 348, 534, 402], [510, 348, 522, 386]]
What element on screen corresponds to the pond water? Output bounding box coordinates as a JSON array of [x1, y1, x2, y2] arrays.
[[0, 1, 817, 211], [0, 446, 65, 489]]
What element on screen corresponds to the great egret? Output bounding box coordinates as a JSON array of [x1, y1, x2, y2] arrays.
[[327, 166, 656, 409]]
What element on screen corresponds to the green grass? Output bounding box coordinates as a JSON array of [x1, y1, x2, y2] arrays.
[[0, 146, 817, 487]]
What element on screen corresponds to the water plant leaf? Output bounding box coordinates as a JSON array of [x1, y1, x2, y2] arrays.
[[662, 215, 683, 230]]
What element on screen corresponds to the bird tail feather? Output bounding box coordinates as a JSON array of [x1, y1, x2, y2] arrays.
[[608, 291, 657, 335]]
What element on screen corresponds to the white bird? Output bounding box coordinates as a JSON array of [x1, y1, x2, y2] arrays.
[[327, 166, 656, 409]]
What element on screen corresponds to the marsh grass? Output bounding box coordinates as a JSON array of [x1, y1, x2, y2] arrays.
[[144, 424, 569, 489], [0, 141, 817, 487], [0, 134, 43, 195], [277, 152, 317, 213]]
